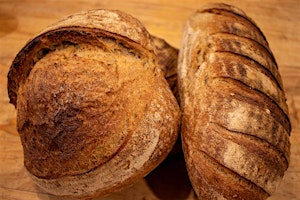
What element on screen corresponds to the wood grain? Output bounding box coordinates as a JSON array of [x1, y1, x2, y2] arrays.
[[0, 0, 299, 199]]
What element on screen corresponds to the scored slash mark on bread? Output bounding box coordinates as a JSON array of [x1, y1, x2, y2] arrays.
[[178, 3, 291, 200]]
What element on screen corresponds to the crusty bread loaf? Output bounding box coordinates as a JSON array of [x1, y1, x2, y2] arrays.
[[7, 9, 180, 199], [178, 3, 291, 200]]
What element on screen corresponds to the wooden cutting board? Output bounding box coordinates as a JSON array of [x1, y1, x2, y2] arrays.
[[0, 0, 299, 199]]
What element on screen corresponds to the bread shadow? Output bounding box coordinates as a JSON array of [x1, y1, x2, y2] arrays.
[[145, 139, 193, 200]]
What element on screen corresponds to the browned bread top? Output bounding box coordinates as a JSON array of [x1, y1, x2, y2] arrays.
[[8, 9, 154, 108], [8, 9, 180, 199], [178, 3, 291, 200]]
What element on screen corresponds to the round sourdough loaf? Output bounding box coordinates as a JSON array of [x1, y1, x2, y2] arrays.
[[7, 9, 180, 199], [178, 3, 291, 200]]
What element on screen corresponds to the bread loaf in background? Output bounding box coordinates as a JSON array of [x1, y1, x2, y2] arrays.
[[152, 36, 179, 102], [178, 3, 291, 200], [7, 9, 180, 199]]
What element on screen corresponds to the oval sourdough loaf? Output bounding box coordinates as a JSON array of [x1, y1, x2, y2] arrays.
[[178, 3, 291, 200], [7, 9, 180, 199]]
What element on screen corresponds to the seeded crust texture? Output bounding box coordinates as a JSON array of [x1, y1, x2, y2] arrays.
[[178, 3, 291, 200], [7, 10, 180, 199]]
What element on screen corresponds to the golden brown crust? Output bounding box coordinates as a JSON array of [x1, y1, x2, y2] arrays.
[[178, 3, 291, 199], [8, 9, 180, 199], [8, 9, 154, 108], [198, 2, 269, 48]]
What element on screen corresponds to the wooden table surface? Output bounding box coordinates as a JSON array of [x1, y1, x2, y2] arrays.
[[0, 0, 299, 199]]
